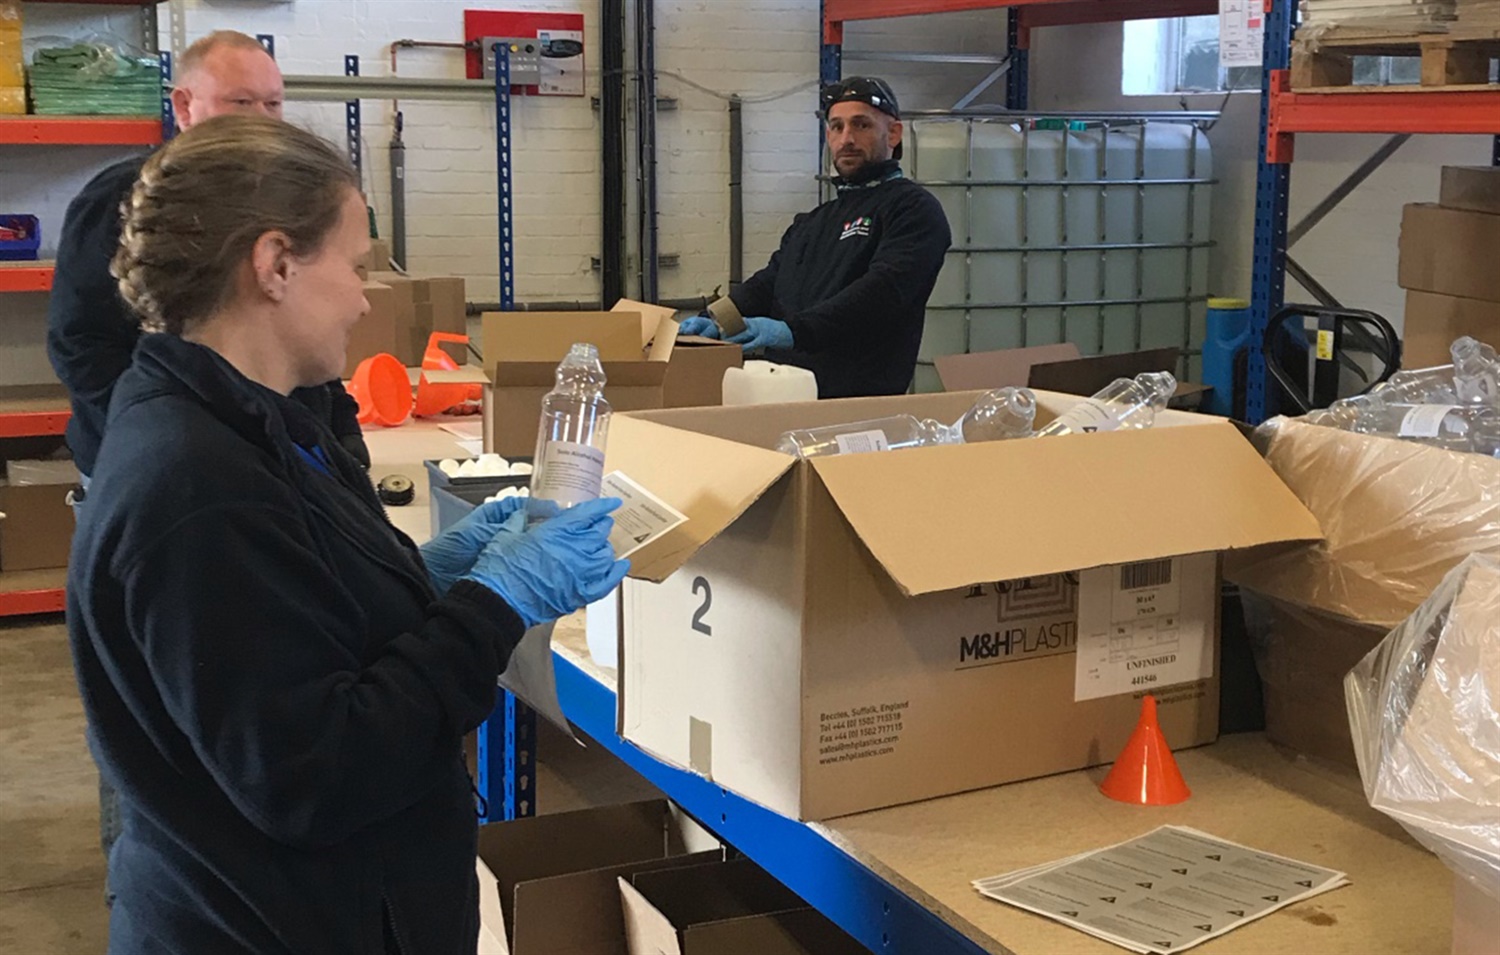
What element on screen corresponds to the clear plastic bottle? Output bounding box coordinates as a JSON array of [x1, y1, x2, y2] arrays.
[[1315, 391, 1500, 452], [1034, 371, 1178, 437], [1452, 336, 1499, 403], [1373, 365, 1459, 405], [526, 343, 611, 520], [776, 387, 1036, 459]]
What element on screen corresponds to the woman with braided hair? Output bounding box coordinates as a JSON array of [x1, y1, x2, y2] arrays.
[[69, 114, 628, 954]]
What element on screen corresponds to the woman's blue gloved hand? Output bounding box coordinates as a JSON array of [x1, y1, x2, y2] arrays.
[[462, 497, 631, 629], [420, 495, 528, 596], [677, 315, 721, 339]]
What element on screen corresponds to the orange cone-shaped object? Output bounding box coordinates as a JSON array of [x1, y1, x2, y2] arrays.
[[414, 332, 482, 417], [347, 353, 413, 427], [1098, 695, 1191, 806]]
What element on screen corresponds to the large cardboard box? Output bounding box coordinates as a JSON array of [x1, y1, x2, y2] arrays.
[[1399, 204, 1500, 303], [1440, 165, 1500, 216], [1231, 419, 1500, 766], [619, 858, 866, 955], [343, 281, 401, 378], [476, 799, 721, 955], [1402, 290, 1500, 368], [606, 391, 1320, 820], [0, 459, 78, 571]]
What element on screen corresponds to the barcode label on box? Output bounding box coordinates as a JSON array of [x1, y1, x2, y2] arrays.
[[1120, 559, 1173, 591], [834, 429, 891, 455]]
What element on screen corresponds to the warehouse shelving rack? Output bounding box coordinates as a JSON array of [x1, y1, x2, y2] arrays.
[[1247, 0, 1500, 422], [0, 0, 167, 617]]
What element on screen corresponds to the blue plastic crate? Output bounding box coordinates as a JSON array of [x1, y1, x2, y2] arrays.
[[0, 215, 41, 262]]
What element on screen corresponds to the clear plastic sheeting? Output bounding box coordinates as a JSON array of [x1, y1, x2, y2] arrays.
[[1346, 554, 1500, 905], [1228, 416, 1500, 631]]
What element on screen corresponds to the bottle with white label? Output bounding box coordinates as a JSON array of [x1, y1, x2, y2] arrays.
[[775, 387, 1037, 458], [1314, 391, 1500, 452], [526, 343, 611, 521], [1034, 371, 1178, 438]]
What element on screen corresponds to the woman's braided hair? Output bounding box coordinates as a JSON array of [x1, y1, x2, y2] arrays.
[[112, 114, 360, 335]]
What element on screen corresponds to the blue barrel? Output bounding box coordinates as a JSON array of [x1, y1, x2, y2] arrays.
[[1202, 297, 1252, 417]]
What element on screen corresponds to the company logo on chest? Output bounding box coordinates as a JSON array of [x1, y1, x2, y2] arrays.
[[839, 216, 874, 241]]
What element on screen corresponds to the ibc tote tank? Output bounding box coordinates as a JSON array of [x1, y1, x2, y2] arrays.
[[906, 117, 1211, 393]]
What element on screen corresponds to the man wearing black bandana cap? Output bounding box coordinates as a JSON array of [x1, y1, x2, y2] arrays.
[[680, 76, 951, 398]]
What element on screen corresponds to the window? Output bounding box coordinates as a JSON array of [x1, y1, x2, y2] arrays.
[[1122, 16, 1260, 96], [1123, 14, 1490, 95]]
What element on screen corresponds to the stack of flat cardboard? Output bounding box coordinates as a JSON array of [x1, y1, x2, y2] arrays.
[[1398, 166, 1500, 367]]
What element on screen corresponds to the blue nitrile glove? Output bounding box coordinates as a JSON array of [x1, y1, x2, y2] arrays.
[[462, 497, 631, 629], [726, 316, 793, 354], [677, 315, 721, 339], [420, 496, 528, 596]]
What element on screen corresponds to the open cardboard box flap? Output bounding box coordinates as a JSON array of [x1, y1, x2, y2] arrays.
[[605, 415, 794, 581], [810, 419, 1322, 596], [481, 309, 677, 373], [608, 393, 1320, 592]]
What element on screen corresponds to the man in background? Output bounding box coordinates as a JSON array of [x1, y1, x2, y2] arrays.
[[47, 29, 369, 480], [681, 76, 951, 398]]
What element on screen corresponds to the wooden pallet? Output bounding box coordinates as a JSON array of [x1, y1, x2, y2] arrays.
[[1292, 27, 1500, 89]]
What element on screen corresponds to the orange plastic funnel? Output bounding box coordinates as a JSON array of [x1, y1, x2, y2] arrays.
[[1098, 695, 1191, 806], [347, 353, 412, 427]]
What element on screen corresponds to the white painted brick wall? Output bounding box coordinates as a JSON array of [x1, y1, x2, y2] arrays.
[[2, 0, 1007, 384]]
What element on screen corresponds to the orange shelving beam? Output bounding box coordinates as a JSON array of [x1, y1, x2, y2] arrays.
[[0, 266, 53, 293], [0, 116, 161, 146], [823, 0, 1216, 45], [0, 587, 66, 617], [1266, 70, 1500, 163]]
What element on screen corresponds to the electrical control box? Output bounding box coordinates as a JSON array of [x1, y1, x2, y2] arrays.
[[480, 36, 541, 84]]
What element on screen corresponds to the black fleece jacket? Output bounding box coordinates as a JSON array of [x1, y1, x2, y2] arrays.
[[729, 163, 951, 398], [45, 155, 365, 476], [69, 335, 525, 954]]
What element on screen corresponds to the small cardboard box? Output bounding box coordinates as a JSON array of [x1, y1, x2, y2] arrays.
[[1440, 165, 1500, 217], [413, 275, 467, 364], [933, 343, 1081, 392], [619, 858, 866, 955], [1402, 290, 1500, 368], [1399, 204, 1500, 303], [343, 281, 400, 378], [0, 459, 78, 571], [476, 799, 722, 955], [479, 307, 678, 457], [366, 271, 424, 366], [608, 391, 1320, 820]]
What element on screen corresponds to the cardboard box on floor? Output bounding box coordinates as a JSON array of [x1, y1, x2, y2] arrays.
[[1402, 291, 1500, 368], [0, 458, 78, 572], [343, 281, 401, 379], [1230, 418, 1500, 767], [475, 799, 722, 955], [619, 858, 866, 955], [606, 391, 1320, 820], [467, 299, 739, 457], [413, 275, 468, 365]]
